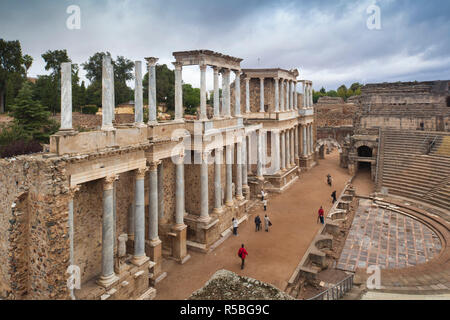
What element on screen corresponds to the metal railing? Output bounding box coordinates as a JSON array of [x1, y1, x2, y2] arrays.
[[307, 273, 354, 300]]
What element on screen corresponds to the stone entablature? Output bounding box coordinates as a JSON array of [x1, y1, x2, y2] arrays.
[[172, 50, 242, 71], [241, 68, 298, 82]]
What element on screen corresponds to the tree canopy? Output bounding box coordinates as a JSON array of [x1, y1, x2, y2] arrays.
[[313, 82, 363, 103]]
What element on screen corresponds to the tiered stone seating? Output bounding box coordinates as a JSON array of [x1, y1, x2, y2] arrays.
[[379, 129, 450, 211]]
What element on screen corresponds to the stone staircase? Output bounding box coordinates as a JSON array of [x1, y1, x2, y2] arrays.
[[377, 130, 450, 211]]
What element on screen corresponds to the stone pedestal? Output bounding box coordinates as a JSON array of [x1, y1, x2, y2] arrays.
[[146, 239, 167, 285], [170, 224, 191, 264]]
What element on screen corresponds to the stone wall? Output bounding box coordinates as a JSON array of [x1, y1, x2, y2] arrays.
[[315, 96, 357, 127], [0, 156, 71, 300]]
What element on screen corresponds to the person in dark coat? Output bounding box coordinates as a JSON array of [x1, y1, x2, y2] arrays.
[[331, 190, 337, 203], [238, 244, 248, 270], [254, 215, 261, 232], [327, 174, 332, 187]]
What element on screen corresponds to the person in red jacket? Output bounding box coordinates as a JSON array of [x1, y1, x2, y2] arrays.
[[318, 206, 325, 224], [238, 244, 248, 270]]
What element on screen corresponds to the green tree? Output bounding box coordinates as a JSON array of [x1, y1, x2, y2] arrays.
[[41, 49, 71, 77], [9, 81, 58, 143], [0, 39, 25, 113], [337, 85, 347, 100], [23, 54, 33, 78], [350, 82, 362, 92], [182, 84, 200, 115], [143, 64, 175, 111], [326, 90, 338, 97], [319, 87, 326, 94]]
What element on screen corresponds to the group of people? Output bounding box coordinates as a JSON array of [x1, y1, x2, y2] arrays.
[[318, 174, 338, 225]]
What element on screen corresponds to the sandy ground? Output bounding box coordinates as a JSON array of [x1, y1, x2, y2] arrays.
[[155, 150, 356, 300]]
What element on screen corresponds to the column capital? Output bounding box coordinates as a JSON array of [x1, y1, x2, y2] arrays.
[[147, 161, 161, 172], [145, 57, 159, 68], [68, 185, 80, 198], [220, 68, 230, 75], [172, 61, 183, 70], [199, 63, 207, 71], [233, 69, 241, 76], [212, 65, 219, 73], [103, 175, 118, 191]]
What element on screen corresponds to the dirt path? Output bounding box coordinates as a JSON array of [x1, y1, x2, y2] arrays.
[[352, 167, 374, 196], [155, 150, 353, 300]]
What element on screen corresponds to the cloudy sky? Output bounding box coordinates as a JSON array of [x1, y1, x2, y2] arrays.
[[1, 0, 449, 91]]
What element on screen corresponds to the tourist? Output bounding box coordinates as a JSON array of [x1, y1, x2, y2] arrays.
[[331, 190, 337, 203], [264, 214, 272, 232], [327, 174, 332, 187], [262, 198, 267, 211], [238, 244, 248, 270], [232, 218, 238, 235], [261, 189, 266, 200], [318, 206, 325, 224], [254, 215, 261, 232]]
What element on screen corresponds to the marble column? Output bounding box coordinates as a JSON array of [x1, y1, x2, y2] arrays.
[[245, 77, 250, 113], [68, 186, 79, 300], [259, 78, 265, 112], [174, 62, 183, 121], [290, 129, 295, 166], [286, 130, 292, 168], [222, 69, 231, 117], [261, 131, 266, 175], [286, 80, 290, 110], [145, 57, 158, 124], [175, 154, 185, 225], [60, 62, 72, 130], [310, 84, 314, 107], [242, 137, 248, 187], [273, 131, 281, 173], [281, 131, 286, 171], [213, 67, 220, 118], [225, 145, 234, 206], [289, 81, 293, 110], [199, 151, 210, 222], [274, 78, 279, 112], [101, 56, 114, 131], [234, 70, 241, 117], [134, 61, 144, 126], [310, 125, 314, 155], [257, 130, 264, 179], [294, 126, 299, 160], [200, 64, 207, 120], [280, 79, 285, 111], [294, 82, 298, 110], [236, 142, 244, 200], [98, 176, 119, 287], [303, 125, 307, 156], [158, 162, 164, 219], [148, 162, 160, 241], [214, 147, 223, 213], [133, 168, 149, 266]]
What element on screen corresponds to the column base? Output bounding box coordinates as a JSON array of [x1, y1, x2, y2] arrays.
[[134, 122, 147, 128], [131, 255, 150, 267], [97, 273, 119, 289], [213, 207, 224, 214], [147, 120, 158, 126], [225, 200, 234, 207], [101, 125, 115, 132], [197, 215, 212, 223], [236, 195, 245, 201], [256, 176, 265, 181]]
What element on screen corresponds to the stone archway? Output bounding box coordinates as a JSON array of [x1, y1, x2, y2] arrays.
[[315, 138, 343, 156]]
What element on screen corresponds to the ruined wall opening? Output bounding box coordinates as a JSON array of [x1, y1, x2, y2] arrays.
[[357, 146, 373, 158], [446, 96, 450, 107]]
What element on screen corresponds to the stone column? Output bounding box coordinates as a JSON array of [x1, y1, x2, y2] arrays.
[[259, 77, 265, 112], [175, 154, 185, 225], [273, 131, 281, 173], [245, 77, 250, 113], [257, 130, 264, 179], [274, 77, 280, 112], [294, 82, 298, 110], [310, 125, 314, 155], [234, 70, 241, 117], [303, 125, 307, 156], [286, 80, 290, 110], [214, 147, 223, 214], [290, 129, 295, 166], [242, 137, 248, 187], [236, 142, 244, 200], [132, 168, 149, 266], [174, 62, 183, 121], [281, 131, 286, 171], [146, 57, 158, 124], [172, 153, 189, 264], [286, 130, 292, 168], [98, 176, 119, 287], [294, 125, 299, 160], [222, 69, 231, 117], [213, 67, 220, 118], [158, 162, 164, 219], [303, 83, 307, 108], [199, 64, 207, 120], [134, 61, 144, 126], [68, 185, 79, 300], [307, 125, 311, 155], [199, 151, 210, 222], [148, 162, 160, 241], [101, 55, 114, 131], [60, 62, 72, 130], [310, 83, 314, 107], [225, 144, 234, 206], [280, 79, 285, 111]]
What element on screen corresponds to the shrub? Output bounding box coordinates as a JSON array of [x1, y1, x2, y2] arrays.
[[0, 139, 42, 158], [81, 105, 99, 114]]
